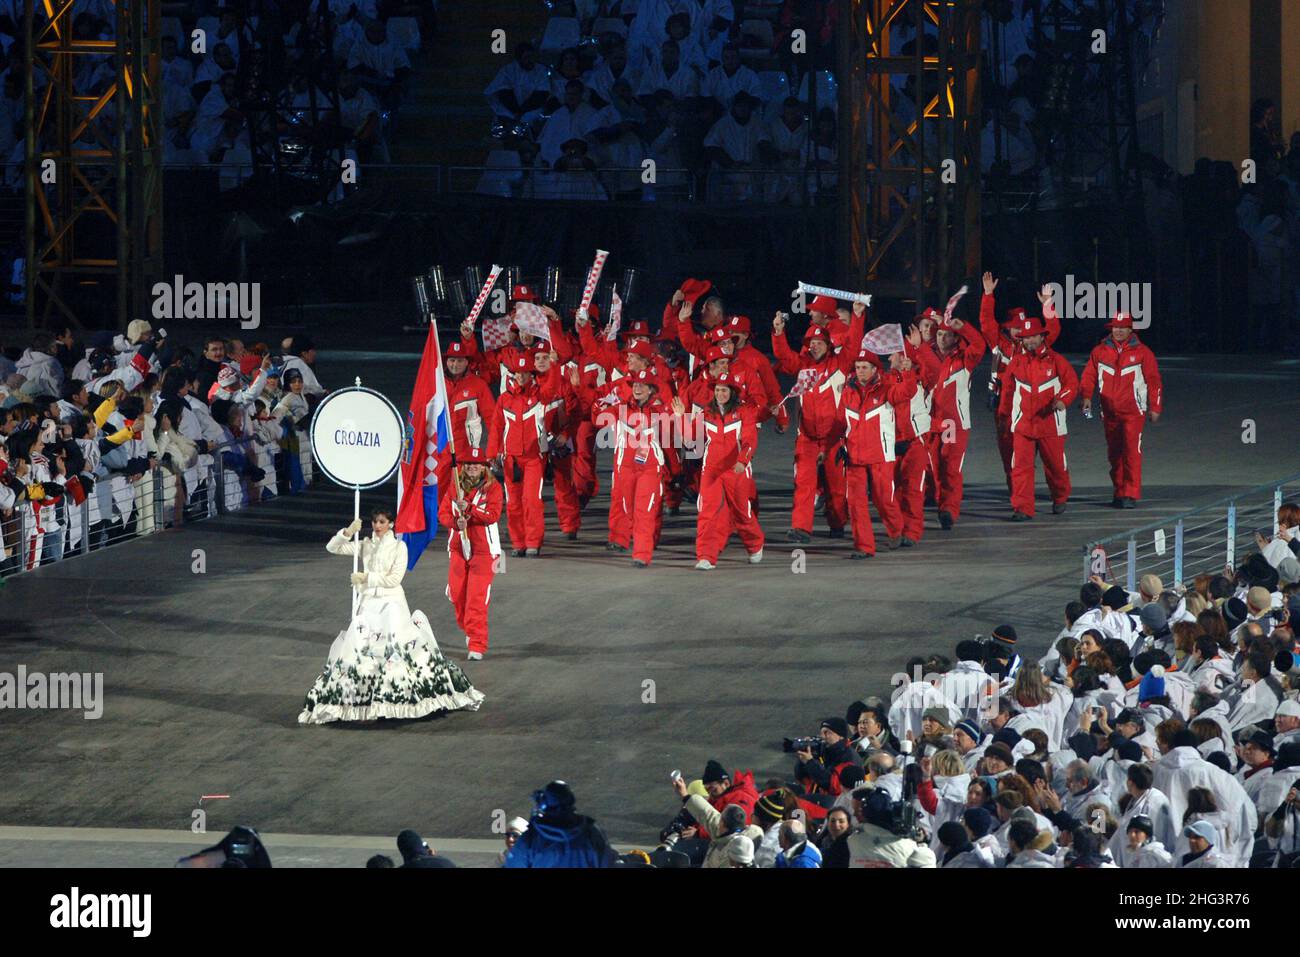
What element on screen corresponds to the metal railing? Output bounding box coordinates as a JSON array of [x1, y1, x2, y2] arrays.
[[1082, 472, 1300, 590], [0, 437, 315, 579]]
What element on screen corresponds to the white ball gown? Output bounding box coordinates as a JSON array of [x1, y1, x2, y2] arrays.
[[298, 528, 484, 724]]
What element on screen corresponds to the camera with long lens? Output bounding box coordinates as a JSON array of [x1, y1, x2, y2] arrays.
[[782, 736, 824, 756], [659, 807, 694, 846]]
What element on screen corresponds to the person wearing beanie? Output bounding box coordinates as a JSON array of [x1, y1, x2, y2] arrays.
[[1112, 813, 1172, 868], [1138, 664, 1167, 704], [1245, 585, 1277, 631], [953, 719, 989, 772], [1178, 820, 1228, 868], [1222, 597, 1248, 631], [985, 624, 1023, 681], [504, 781, 615, 868], [1136, 602, 1172, 656], [936, 820, 992, 868], [495, 817, 529, 866], [726, 834, 756, 868], [1273, 698, 1300, 750], [981, 742, 1016, 776], [689, 760, 759, 837], [1236, 727, 1276, 809], [281, 334, 325, 398], [750, 789, 789, 867], [397, 829, 457, 868], [920, 706, 953, 745], [793, 719, 863, 805], [1097, 585, 1140, 646], [1138, 573, 1164, 604]]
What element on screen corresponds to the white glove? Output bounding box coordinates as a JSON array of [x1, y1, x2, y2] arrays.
[[350, 571, 367, 587], [344, 518, 362, 537]]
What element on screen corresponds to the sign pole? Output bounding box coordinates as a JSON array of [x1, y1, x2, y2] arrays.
[[352, 483, 361, 617]]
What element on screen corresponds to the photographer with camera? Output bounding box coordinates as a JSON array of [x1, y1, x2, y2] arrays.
[[845, 785, 936, 868], [792, 718, 863, 806]]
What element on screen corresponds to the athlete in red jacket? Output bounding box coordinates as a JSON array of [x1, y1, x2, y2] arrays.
[[924, 314, 987, 529], [592, 369, 680, 566], [487, 353, 560, 555], [676, 374, 765, 569], [533, 346, 583, 538], [890, 328, 941, 545], [998, 314, 1079, 519], [438, 447, 503, 660], [434, 336, 496, 503], [978, 275, 1062, 490], [838, 350, 913, 557], [1079, 312, 1164, 509], [771, 299, 866, 542]]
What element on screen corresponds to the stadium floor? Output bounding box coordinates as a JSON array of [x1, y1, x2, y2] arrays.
[[3, 344, 1298, 866]]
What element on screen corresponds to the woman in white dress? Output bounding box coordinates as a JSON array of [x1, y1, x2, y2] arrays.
[[298, 506, 485, 724]]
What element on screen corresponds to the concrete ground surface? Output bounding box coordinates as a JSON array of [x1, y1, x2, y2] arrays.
[[2, 333, 1298, 867]]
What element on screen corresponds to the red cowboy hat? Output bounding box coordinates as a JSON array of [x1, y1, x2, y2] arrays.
[[1012, 316, 1048, 338], [457, 446, 489, 464], [445, 340, 471, 356], [804, 325, 831, 344], [705, 345, 729, 363], [1107, 312, 1134, 330], [679, 278, 712, 306], [623, 339, 654, 359], [728, 314, 751, 336], [623, 319, 650, 339], [628, 369, 658, 387], [511, 284, 539, 302], [509, 353, 534, 372], [1004, 306, 1027, 326], [707, 326, 732, 344]]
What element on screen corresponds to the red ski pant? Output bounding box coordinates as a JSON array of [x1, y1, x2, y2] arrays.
[[447, 551, 496, 654], [1103, 413, 1144, 500], [994, 415, 1014, 488], [571, 420, 600, 502], [1009, 430, 1071, 516], [926, 427, 971, 520], [503, 453, 546, 550], [893, 439, 931, 541], [618, 459, 666, 564], [607, 465, 630, 547], [792, 433, 847, 533], [696, 466, 764, 562], [551, 452, 582, 533], [845, 462, 902, 554]]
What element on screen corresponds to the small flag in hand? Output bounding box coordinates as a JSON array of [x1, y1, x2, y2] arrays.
[[943, 284, 970, 325], [603, 290, 623, 342], [482, 313, 513, 351], [861, 323, 905, 355], [513, 301, 551, 341], [790, 367, 819, 397]]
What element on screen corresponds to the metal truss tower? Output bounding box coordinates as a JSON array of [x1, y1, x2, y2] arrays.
[[839, 0, 982, 305], [24, 0, 162, 329]]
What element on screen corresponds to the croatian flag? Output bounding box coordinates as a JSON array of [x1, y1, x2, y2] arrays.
[[395, 324, 452, 569]]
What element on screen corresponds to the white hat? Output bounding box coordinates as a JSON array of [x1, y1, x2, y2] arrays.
[[726, 835, 755, 865], [506, 817, 529, 835], [217, 365, 239, 388], [1275, 698, 1300, 719], [126, 319, 152, 343]]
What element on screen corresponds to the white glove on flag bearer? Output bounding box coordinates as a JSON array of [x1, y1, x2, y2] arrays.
[[861, 323, 905, 356]]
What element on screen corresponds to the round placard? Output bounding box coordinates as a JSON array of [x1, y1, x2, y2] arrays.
[[310, 386, 406, 489]]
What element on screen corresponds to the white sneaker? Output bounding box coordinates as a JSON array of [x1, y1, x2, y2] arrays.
[[467, 651, 483, 661], [748, 549, 763, 564], [694, 559, 716, 570]]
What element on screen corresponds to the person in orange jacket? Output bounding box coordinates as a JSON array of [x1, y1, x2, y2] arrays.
[[674, 373, 765, 569], [590, 368, 680, 567], [1079, 312, 1164, 509], [487, 352, 560, 556], [771, 298, 866, 542], [998, 313, 1079, 520], [978, 275, 1062, 490], [837, 349, 913, 557], [924, 311, 987, 529], [439, 446, 503, 660]]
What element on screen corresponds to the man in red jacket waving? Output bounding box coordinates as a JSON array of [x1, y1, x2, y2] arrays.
[[1079, 312, 1164, 509], [998, 314, 1079, 520]]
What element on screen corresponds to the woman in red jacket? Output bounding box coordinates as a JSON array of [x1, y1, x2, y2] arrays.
[[674, 374, 765, 570], [438, 447, 504, 661]]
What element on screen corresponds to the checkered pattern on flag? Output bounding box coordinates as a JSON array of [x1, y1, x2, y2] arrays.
[[790, 367, 819, 397], [943, 284, 970, 324], [395, 324, 452, 569], [482, 312, 513, 351], [603, 290, 623, 342], [512, 301, 550, 341], [861, 322, 905, 355]]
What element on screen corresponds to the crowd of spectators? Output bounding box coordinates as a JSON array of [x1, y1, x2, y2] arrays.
[[0, 322, 326, 575], [479, 1, 839, 203]]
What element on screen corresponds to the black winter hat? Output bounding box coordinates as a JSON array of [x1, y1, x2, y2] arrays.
[[702, 759, 729, 784], [1102, 585, 1129, 609], [1223, 597, 1248, 629], [990, 625, 1018, 646], [821, 717, 850, 738], [1127, 814, 1154, 838]]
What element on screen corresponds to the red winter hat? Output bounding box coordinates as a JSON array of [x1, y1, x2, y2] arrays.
[[457, 446, 489, 464], [511, 284, 539, 302], [705, 345, 729, 363], [853, 349, 883, 366], [680, 278, 712, 306], [628, 368, 658, 388], [1004, 306, 1027, 326], [509, 353, 535, 372], [808, 294, 839, 315], [623, 339, 653, 359], [529, 339, 550, 352], [712, 372, 737, 388], [915, 307, 942, 323], [1012, 316, 1048, 338], [445, 339, 471, 357], [707, 326, 732, 344], [239, 353, 262, 377], [728, 314, 751, 336], [1107, 312, 1134, 330], [623, 319, 650, 338]]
